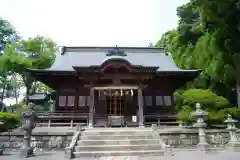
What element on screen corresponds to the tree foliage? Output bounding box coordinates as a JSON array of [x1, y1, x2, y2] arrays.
[[0, 17, 19, 45], [155, 0, 240, 100], [175, 89, 240, 124], [0, 36, 57, 103], [0, 18, 20, 108]]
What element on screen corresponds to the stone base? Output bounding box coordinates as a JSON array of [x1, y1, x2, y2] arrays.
[[64, 147, 74, 159], [227, 142, 240, 152], [19, 147, 34, 158], [197, 143, 210, 151]]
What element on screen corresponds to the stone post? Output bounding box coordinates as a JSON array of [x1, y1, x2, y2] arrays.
[[19, 102, 36, 158], [191, 103, 209, 151], [224, 114, 240, 150]]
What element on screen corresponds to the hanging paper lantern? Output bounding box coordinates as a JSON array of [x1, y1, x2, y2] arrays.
[[120, 89, 123, 96], [125, 90, 129, 95]]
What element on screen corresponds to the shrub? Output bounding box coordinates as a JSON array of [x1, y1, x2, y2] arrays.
[[180, 89, 230, 110], [210, 108, 240, 123], [0, 112, 20, 130], [175, 89, 238, 124], [174, 89, 230, 111], [177, 105, 194, 123]]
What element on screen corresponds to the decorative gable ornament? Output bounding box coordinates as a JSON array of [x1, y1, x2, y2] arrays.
[[106, 45, 127, 57]]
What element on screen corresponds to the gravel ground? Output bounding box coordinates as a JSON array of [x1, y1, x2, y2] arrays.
[[1, 150, 240, 160]]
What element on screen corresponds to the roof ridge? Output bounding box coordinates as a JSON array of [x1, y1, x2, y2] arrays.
[[58, 46, 165, 55]]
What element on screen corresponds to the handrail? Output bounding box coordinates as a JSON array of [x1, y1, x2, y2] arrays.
[[64, 126, 82, 159], [151, 124, 172, 156]]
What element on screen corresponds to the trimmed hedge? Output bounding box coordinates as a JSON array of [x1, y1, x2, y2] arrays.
[[174, 89, 230, 110], [175, 89, 240, 124], [0, 112, 20, 130]]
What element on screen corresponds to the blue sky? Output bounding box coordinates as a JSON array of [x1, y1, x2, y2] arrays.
[[1, 0, 189, 47], [1, 0, 189, 105]]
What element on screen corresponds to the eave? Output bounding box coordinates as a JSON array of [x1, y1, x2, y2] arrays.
[[72, 66, 159, 73]]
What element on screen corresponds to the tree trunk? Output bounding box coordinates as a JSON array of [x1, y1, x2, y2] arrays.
[[14, 87, 18, 104], [25, 85, 31, 104]]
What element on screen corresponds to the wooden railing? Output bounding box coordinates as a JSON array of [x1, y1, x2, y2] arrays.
[[36, 111, 89, 119], [35, 111, 90, 127], [144, 113, 177, 119], [36, 111, 89, 118]]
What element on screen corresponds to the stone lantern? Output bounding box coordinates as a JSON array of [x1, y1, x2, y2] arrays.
[[224, 114, 240, 150], [191, 103, 209, 150], [19, 102, 36, 158]]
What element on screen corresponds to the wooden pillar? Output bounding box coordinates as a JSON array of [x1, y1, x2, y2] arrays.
[[138, 88, 144, 127], [88, 88, 94, 128]]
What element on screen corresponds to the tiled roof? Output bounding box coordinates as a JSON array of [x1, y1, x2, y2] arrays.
[[30, 46, 199, 72]]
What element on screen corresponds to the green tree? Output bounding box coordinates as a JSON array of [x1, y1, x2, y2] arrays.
[[155, 0, 237, 100], [0, 71, 13, 109], [10, 73, 24, 104], [0, 36, 56, 103], [0, 18, 20, 108], [0, 17, 19, 46], [36, 83, 55, 93]]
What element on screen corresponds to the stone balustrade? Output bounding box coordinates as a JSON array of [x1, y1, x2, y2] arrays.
[[156, 103, 240, 151]]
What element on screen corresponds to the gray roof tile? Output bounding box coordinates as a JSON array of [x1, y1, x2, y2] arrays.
[[38, 47, 199, 72]]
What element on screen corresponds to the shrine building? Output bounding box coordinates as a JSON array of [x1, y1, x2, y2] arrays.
[[28, 46, 200, 127]]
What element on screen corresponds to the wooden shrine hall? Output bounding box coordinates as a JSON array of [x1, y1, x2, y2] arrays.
[[28, 46, 200, 127]]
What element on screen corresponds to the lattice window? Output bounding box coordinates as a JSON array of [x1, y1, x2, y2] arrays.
[[163, 96, 172, 106], [156, 96, 164, 106], [78, 96, 86, 107], [58, 96, 66, 106], [67, 96, 75, 106]]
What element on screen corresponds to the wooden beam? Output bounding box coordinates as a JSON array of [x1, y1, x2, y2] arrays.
[[84, 84, 141, 89], [78, 73, 153, 80], [99, 74, 152, 80]]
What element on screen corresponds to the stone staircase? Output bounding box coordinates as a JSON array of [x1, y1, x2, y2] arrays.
[[73, 127, 164, 157]]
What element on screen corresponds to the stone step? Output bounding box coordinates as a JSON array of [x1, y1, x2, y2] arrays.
[[75, 144, 162, 152], [80, 135, 154, 140], [77, 139, 160, 146], [84, 127, 152, 131], [81, 131, 153, 136], [73, 149, 164, 157]]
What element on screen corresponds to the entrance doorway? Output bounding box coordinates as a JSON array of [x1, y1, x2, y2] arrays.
[[106, 95, 125, 126], [106, 96, 125, 115]]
